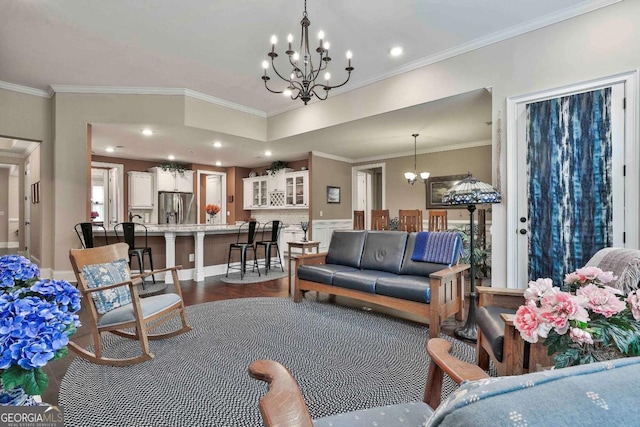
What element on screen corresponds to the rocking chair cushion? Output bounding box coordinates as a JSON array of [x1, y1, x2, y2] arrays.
[[97, 293, 182, 327], [82, 258, 132, 314]]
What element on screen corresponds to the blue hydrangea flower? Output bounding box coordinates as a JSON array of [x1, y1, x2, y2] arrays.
[[0, 255, 81, 388]]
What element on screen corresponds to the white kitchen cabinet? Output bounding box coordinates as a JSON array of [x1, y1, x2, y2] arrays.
[[243, 176, 269, 209], [128, 171, 154, 209], [285, 171, 308, 207], [149, 167, 194, 192]]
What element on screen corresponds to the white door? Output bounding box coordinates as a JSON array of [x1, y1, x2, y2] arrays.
[[23, 160, 30, 254], [206, 175, 222, 224], [109, 167, 119, 226], [515, 82, 627, 285]]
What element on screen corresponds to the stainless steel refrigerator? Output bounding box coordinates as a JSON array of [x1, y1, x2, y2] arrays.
[[158, 191, 195, 224]]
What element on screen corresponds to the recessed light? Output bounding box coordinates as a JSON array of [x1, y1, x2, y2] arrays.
[[215, 161, 222, 167], [142, 128, 154, 136], [213, 141, 222, 148], [264, 150, 273, 157], [168, 155, 175, 160], [105, 147, 115, 153], [390, 46, 403, 57]]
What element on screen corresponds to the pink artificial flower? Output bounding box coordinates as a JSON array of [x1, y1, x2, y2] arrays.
[[576, 284, 626, 318], [627, 290, 640, 321], [524, 278, 556, 302], [514, 300, 542, 343], [539, 291, 588, 335], [570, 327, 594, 345], [569, 266, 617, 285]]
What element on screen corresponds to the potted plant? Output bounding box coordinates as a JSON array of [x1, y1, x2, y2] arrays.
[[453, 224, 491, 281], [160, 162, 190, 176], [268, 161, 288, 176], [0, 255, 81, 403]]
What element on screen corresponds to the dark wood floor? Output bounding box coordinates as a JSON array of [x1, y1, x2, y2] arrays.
[[44, 274, 469, 405]]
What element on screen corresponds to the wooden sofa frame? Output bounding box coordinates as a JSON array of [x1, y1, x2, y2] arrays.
[[293, 253, 469, 337]]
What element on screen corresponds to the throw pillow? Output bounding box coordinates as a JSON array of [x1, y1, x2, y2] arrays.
[[82, 258, 132, 314]]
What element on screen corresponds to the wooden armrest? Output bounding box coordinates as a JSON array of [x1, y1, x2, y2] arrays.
[[500, 313, 516, 326], [294, 253, 327, 265], [82, 276, 144, 294], [424, 338, 489, 409], [477, 286, 525, 296], [131, 265, 183, 280], [248, 360, 313, 427], [429, 263, 470, 279], [477, 286, 525, 308]]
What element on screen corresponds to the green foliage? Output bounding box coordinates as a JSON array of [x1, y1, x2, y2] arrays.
[[452, 224, 491, 279], [2, 365, 48, 396], [160, 162, 190, 176], [269, 160, 288, 176]]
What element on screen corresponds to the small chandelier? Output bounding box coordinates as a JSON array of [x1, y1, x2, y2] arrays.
[[261, 0, 354, 105], [404, 134, 430, 185]]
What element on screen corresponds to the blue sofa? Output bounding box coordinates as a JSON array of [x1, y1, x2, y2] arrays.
[[293, 230, 469, 337]]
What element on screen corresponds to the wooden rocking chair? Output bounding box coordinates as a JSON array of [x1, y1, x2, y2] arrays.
[[68, 243, 192, 366]]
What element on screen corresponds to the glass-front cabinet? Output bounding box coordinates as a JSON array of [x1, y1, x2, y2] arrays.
[[285, 172, 308, 207], [252, 178, 268, 207]]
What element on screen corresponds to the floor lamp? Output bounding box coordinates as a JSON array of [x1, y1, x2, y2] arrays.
[[442, 173, 502, 341]]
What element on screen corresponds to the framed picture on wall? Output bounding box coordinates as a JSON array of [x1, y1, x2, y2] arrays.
[[327, 186, 340, 204], [425, 174, 466, 209]]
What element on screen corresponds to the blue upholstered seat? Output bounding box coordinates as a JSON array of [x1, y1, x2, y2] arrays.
[[314, 402, 432, 427]]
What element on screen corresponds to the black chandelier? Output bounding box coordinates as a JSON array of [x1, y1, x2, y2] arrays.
[[261, 0, 354, 105]]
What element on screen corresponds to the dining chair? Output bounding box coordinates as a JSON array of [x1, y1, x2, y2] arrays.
[[75, 222, 108, 248], [353, 210, 365, 230], [114, 222, 155, 284], [370, 209, 390, 230], [68, 243, 192, 365], [399, 209, 423, 232], [255, 220, 284, 275], [428, 210, 448, 231], [226, 220, 261, 279]]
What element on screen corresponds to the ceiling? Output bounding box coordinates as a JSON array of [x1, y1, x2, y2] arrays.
[[0, 0, 608, 167]]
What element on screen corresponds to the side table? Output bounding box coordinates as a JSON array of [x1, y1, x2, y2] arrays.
[[287, 241, 320, 295]]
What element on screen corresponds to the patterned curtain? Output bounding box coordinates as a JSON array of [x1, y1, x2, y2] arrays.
[[526, 88, 612, 283]]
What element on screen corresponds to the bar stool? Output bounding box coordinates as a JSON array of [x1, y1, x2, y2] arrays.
[[226, 220, 260, 279], [114, 222, 155, 284], [255, 220, 284, 275], [74, 222, 108, 248]]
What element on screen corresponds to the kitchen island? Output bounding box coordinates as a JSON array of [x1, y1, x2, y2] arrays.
[[95, 223, 273, 283]]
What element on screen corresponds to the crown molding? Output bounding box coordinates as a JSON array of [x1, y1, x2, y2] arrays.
[[355, 140, 492, 164], [49, 85, 267, 118], [311, 151, 354, 163], [0, 81, 50, 98]]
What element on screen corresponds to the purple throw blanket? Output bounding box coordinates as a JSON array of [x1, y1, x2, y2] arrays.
[[411, 231, 463, 266]]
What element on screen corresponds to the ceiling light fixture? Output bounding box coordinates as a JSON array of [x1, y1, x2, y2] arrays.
[[213, 141, 222, 148], [215, 161, 222, 167], [390, 46, 403, 57], [264, 150, 273, 157], [105, 147, 115, 153], [142, 128, 153, 136], [261, 0, 353, 105], [168, 155, 175, 161], [404, 134, 430, 185]]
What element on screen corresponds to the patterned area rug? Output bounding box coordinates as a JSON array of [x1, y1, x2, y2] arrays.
[[219, 269, 287, 284], [60, 298, 489, 427]]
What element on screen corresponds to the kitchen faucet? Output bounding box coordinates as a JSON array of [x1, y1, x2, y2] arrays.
[[129, 213, 143, 222]]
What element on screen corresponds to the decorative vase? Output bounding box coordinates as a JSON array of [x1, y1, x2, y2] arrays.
[[208, 213, 216, 224], [300, 221, 309, 242], [0, 379, 39, 406]]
